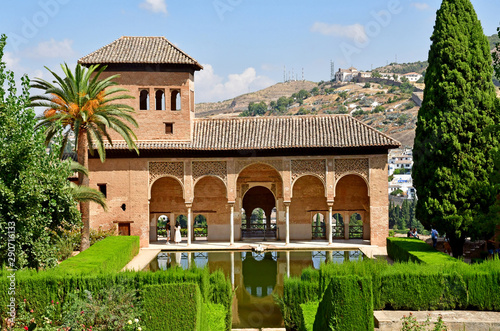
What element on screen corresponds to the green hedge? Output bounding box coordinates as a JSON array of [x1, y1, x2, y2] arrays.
[[205, 302, 226, 331], [208, 271, 233, 330], [142, 283, 205, 331], [299, 301, 319, 331], [277, 277, 319, 330], [313, 275, 374, 331], [387, 237, 459, 265], [0, 267, 231, 324], [57, 236, 140, 273]]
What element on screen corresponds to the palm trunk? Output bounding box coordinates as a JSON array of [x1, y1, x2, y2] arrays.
[[78, 130, 91, 251]]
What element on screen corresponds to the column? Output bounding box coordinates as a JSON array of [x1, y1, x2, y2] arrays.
[[230, 204, 235, 245], [285, 203, 290, 245], [328, 204, 333, 245], [187, 204, 192, 245]]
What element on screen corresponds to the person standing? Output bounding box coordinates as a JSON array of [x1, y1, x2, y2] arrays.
[[166, 220, 171, 244], [431, 226, 438, 248], [174, 220, 182, 244]]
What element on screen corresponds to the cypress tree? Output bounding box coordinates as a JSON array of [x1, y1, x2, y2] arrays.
[[413, 0, 500, 257]]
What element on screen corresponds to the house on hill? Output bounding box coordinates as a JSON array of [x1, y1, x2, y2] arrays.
[[79, 36, 401, 248]]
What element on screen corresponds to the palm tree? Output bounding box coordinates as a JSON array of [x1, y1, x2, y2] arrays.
[[68, 161, 107, 211], [31, 63, 138, 251]]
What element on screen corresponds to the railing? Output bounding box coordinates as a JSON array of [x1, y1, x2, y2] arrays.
[[241, 224, 277, 239], [332, 225, 345, 239], [312, 225, 326, 239], [193, 225, 208, 238], [348, 225, 363, 239]]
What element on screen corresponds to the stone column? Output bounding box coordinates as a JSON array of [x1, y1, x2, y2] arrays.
[[285, 203, 290, 245], [286, 250, 290, 278], [230, 203, 235, 245], [187, 204, 192, 245], [230, 251, 235, 288], [328, 202, 334, 245]]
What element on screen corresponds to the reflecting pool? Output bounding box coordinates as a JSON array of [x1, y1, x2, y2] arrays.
[[145, 250, 363, 329]]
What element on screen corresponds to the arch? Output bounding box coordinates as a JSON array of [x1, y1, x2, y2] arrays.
[[335, 172, 370, 196], [290, 175, 328, 240], [332, 213, 345, 239], [333, 175, 369, 212], [139, 89, 149, 110], [291, 173, 327, 198], [149, 175, 185, 200], [242, 187, 275, 227], [171, 89, 181, 110], [193, 174, 228, 197], [193, 214, 207, 239], [192, 176, 228, 241], [237, 162, 283, 182], [155, 89, 165, 110]]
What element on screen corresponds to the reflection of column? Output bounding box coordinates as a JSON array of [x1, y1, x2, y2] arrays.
[[286, 251, 290, 278], [231, 252, 235, 288], [328, 204, 333, 245], [187, 205, 192, 245], [328, 250, 333, 262], [285, 203, 290, 245], [188, 252, 192, 269], [230, 204, 234, 245]]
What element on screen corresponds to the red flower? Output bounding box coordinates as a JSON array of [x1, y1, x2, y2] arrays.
[[30, 309, 33, 313], [24, 327, 28, 330], [51, 300, 54, 304]]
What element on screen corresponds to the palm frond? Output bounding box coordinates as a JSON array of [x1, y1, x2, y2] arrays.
[[68, 182, 107, 211]]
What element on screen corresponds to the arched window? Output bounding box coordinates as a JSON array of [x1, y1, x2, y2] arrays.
[[139, 89, 149, 110], [194, 214, 207, 239], [332, 213, 344, 238], [171, 90, 181, 110], [155, 90, 165, 110], [312, 213, 325, 239], [349, 213, 363, 239]]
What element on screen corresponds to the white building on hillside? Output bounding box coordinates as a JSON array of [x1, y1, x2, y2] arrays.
[[335, 67, 359, 82], [403, 72, 422, 82]]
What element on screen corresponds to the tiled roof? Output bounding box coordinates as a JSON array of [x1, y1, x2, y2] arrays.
[[104, 115, 400, 151], [78, 36, 203, 70]]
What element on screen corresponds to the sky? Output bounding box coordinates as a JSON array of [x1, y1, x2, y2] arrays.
[[1, 0, 499, 103]]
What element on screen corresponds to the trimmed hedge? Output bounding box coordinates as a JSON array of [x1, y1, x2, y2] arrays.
[[208, 270, 233, 330], [299, 301, 319, 331], [205, 302, 226, 331], [313, 275, 374, 331], [142, 283, 205, 331], [277, 277, 319, 330], [387, 237, 458, 265], [0, 267, 233, 326], [57, 236, 140, 273]]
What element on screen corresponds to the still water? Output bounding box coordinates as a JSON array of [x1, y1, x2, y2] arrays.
[[146, 250, 363, 329]]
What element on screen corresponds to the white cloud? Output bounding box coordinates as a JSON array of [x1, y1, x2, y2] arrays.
[[411, 2, 429, 10], [27, 39, 76, 59], [140, 0, 168, 14], [311, 22, 368, 44], [3, 52, 21, 72], [195, 65, 275, 103]]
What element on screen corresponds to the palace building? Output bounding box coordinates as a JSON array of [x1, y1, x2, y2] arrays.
[[79, 36, 400, 248]]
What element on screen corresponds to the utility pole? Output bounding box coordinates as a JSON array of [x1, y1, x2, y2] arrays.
[[330, 60, 335, 81]]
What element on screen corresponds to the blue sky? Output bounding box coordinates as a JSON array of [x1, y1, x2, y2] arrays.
[[1, 0, 499, 103]]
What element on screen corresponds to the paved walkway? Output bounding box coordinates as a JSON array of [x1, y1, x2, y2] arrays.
[[374, 310, 500, 331], [123, 239, 387, 271]]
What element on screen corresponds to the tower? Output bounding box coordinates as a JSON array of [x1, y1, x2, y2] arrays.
[[78, 36, 203, 142]]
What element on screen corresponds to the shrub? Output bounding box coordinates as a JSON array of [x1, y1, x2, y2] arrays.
[[208, 270, 233, 330], [205, 302, 226, 331], [387, 237, 459, 265], [313, 275, 374, 331], [276, 277, 319, 330], [57, 236, 140, 274], [142, 283, 204, 331], [299, 301, 319, 331]]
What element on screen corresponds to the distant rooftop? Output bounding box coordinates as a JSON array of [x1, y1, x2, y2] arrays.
[[78, 36, 203, 70]]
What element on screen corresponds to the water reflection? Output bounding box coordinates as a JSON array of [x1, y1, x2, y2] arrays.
[[146, 250, 363, 329]]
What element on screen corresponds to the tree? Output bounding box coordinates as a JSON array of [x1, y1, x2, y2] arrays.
[[246, 101, 267, 116], [31, 63, 139, 251], [371, 71, 382, 78], [0, 35, 80, 269], [413, 0, 500, 257]]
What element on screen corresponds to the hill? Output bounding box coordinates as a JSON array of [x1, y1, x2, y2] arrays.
[[373, 61, 428, 75], [195, 80, 317, 118]]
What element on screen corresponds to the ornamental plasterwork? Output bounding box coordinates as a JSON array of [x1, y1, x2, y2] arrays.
[[192, 161, 227, 184], [291, 159, 326, 183], [149, 162, 184, 185], [235, 159, 283, 174], [240, 184, 250, 197], [334, 158, 369, 182]]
